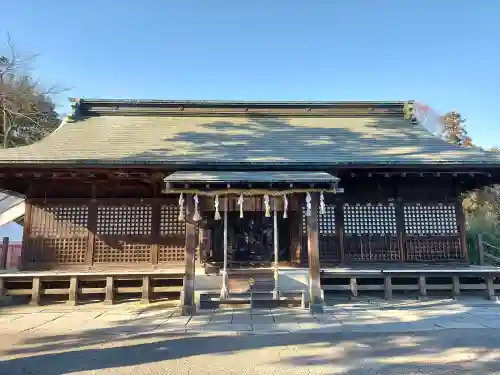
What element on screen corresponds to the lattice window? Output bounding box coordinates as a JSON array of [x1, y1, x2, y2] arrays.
[[301, 205, 336, 235], [93, 240, 152, 263], [405, 237, 463, 261], [343, 203, 397, 236], [160, 205, 185, 235], [96, 205, 152, 236], [32, 238, 88, 263], [31, 205, 89, 237], [158, 245, 185, 263], [319, 205, 336, 235], [404, 203, 458, 236]]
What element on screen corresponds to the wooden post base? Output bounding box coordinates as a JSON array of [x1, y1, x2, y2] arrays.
[[309, 303, 324, 314]]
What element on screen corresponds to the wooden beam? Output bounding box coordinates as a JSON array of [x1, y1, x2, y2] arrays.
[[181, 194, 196, 315], [306, 193, 323, 313]]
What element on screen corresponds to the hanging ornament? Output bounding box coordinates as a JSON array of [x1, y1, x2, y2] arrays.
[[178, 193, 185, 221], [237, 194, 244, 218], [283, 194, 288, 219], [264, 195, 271, 217], [214, 195, 221, 220], [319, 191, 326, 215], [305, 192, 312, 217], [193, 194, 201, 221]]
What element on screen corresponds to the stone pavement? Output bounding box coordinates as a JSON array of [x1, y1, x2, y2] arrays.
[[1, 297, 500, 374]]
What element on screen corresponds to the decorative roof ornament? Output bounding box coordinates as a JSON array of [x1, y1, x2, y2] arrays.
[[214, 195, 221, 220], [283, 194, 288, 219], [193, 194, 201, 221], [264, 195, 271, 217], [319, 191, 326, 215], [237, 194, 244, 218], [178, 193, 185, 221]]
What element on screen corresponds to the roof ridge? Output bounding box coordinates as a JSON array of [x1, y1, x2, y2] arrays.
[[71, 98, 412, 118]]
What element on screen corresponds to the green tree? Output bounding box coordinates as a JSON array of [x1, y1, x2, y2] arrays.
[[0, 34, 63, 148]]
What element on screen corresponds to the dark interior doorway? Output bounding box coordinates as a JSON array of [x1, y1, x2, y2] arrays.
[[204, 211, 290, 268]]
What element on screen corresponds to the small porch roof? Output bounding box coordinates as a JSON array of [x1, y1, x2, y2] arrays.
[[164, 171, 340, 184]]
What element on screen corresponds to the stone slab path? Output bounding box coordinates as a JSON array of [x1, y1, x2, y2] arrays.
[[1, 297, 500, 374]]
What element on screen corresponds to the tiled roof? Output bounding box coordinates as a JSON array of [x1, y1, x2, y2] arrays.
[[0, 99, 497, 167]]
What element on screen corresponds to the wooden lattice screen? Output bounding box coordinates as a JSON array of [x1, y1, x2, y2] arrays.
[[300, 203, 341, 264], [403, 202, 463, 261], [93, 203, 153, 264], [24, 199, 191, 268], [342, 202, 401, 261], [25, 202, 90, 265], [158, 204, 186, 264]]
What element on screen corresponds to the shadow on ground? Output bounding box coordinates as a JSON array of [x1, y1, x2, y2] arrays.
[[1, 299, 500, 374]]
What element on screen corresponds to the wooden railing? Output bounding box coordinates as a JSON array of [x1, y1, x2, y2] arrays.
[[477, 233, 500, 266]]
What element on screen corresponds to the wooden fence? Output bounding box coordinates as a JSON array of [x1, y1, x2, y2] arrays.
[[0, 238, 23, 270], [477, 233, 500, 266]]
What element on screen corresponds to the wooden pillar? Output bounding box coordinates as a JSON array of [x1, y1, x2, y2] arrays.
[[0, 237, 8, 269], [142, 275, 151, 304], [30, 276, 41, 306], [181, 195, 197, 315], [418, 275, 427, 299], [350, 277, 358, 298], [0, 277, 5, 300], [384, 274, 393, 300], [307, 193, 323, 313], [21, 200, 33, 269], [395, 200, 406, 261], [220, 196, 229, 299], [486, 276, 495, 300], [335, 199, 345, 263], [455, 200, 468, 261], [151, 201, 161, 266], [104, 276, 114, 305], [452, 275, 460, 299], [85, 199, 97, 267], [68, 276, 78, 305], [273, 199, 280, 299], [289, 196, 302, 265], [477, 233, 485, 266]]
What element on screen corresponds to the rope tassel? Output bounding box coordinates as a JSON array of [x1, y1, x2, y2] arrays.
[[283, 194, 288, 219], [214, 195, 221, 220], [237, 194, 244, 218], [193, 194, 201, 221], [305, 192, 312, 217], [178, 193, 185, 221], [319, 191, 326, 215], [264, 195, 271, 217]]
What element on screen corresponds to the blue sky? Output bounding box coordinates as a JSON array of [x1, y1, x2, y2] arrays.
[[1, 0, 499, 240]]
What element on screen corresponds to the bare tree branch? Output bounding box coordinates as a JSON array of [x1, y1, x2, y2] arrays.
[[0, 33, 65, 148]]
